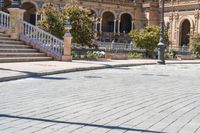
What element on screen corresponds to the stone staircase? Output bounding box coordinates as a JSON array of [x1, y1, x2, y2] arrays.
[[0, 32, 53, 63]]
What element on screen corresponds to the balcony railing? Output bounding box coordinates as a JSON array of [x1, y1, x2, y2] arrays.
[[0, 11, 9, 31], [21, 21, 64, 56]]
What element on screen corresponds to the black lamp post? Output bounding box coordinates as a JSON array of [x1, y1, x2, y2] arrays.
[[11, 0, 21, 8], [157, 0, 166, 65]]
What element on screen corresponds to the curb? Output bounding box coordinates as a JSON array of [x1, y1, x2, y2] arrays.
[[0, 60, 200, 82], [166, 61, 200, 64], [0, 62, 156, 82]]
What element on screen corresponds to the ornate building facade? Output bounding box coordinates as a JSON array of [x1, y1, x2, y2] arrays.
[[1, 0, 160, 43], [163, 0, 200, 49], [1, 0, 199, 48]]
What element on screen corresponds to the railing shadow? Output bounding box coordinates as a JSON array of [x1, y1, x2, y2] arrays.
[[0, 68, 68, 80], [0, 114, 166, 133]]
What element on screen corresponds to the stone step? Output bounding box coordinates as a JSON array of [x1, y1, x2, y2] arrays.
[[0, 33, 54, 62], [0, 53, 46, 57], [0, 40, 25, 44], [0, 37, 16, 40], [0, 48, 38, 53], [0, 44, 30, 48], [0, 33, 10, 37], [0, 57, 53, 63]]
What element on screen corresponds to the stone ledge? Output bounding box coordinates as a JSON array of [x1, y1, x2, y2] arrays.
[[105, 53, 128, 60]]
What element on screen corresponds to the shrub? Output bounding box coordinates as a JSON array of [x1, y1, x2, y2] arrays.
[[72, 51, 80, 59], [128, 53, 143, 59], [72, 51, 105, 60], [191, 34, 200, 58], [169, 49, 178, 59], [64, 5, 95, 48], [86, 51, 97, 59], [38, 3, 95, 48], [86, 51, 105, 59], [38, 4, 65, 39], [164, 52, 171, 60], [129, 25, 169, 58]]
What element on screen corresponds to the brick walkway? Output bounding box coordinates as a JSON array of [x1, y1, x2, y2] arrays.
[[0, 64, 200, 133]]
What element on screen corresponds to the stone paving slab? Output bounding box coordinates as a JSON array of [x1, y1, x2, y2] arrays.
[[0, 64, 200, 133], [0, 59, 200, 82], [0, 59, 157, 82]]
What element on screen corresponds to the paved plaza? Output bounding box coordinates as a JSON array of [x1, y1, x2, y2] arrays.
[[0, 64, 200, 133]]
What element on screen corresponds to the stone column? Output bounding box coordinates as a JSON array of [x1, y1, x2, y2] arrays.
[[168, 13, 173, 48], [35, 12, 38, 26], [118, 19, 120, 34], [62, 32, 72, 62], [194, 10, 199, 35], [99, 18, 102, 34], [95, 19, 98, 32], [174, 11, 179, 48], [131, 20, 134, 31], [8, 8, 25, 40], [114, 19, 116, 34]]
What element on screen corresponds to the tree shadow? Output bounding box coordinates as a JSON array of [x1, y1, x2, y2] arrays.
[[0, 68, 68, 80], [0, 114, 166, 133]]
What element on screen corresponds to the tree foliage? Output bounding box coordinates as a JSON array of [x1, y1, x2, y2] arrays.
[[38, 4, 65, 39], [129, 25, 169, 57], [191, 34, 200, 58], [64, 5, 95, 47], [38, 3, 95, 48]]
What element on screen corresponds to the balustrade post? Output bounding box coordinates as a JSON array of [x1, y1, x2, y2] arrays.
[[7, 8, 25, 40], [62, 18, 72, 62]]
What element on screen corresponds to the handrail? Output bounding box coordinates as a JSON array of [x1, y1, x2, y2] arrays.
[[0, 11, 9, 30], [21, 21, 64, 56]]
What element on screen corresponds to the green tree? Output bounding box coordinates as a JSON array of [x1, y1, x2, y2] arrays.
[[191, 34, 200, 58], [129, 25, 169, 58], [38, 4, 65, 39], [38, 3, 95, 48], [64, 5, 95, 48]]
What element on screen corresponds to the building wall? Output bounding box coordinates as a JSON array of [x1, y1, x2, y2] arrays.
[[18, 0, 159, 30], [2, 0, 160, 42], [163, 0, 199, 48], [5, 0, 200, 47]]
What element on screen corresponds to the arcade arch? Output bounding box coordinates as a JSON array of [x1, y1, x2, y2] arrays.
[[21, 2, 37, 25]]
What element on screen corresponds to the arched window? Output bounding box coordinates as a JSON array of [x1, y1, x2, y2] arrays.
[[120, 13, 132, 33], [102, 11, 115, 32], [21, 2, 37, 25], [180, 19, 190, 46]]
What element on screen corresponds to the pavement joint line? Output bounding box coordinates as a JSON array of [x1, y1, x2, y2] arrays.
[[0, 60, 200, 82]]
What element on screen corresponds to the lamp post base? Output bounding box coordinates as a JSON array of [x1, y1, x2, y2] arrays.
[[157, 40, 166, 65], [157, 60, 165, 65]]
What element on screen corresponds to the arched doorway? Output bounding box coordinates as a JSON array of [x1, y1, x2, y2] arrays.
[[180, 19, 190, 46], [120, 13, 132, 33], [21, 2, 37, 25], [102, 11, 115, 32]]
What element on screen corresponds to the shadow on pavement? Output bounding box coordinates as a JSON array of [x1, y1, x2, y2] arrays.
[[0, 114, 166, 133], [0, 68, 68, 80]]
